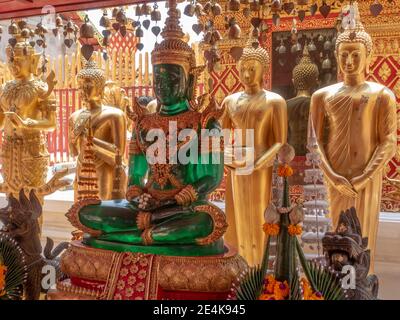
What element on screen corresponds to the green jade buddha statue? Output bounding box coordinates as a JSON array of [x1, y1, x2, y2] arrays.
[[66, 0, 226, 256]]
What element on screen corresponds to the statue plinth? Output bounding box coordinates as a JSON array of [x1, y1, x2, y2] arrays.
[[47, 241, 247, 300]]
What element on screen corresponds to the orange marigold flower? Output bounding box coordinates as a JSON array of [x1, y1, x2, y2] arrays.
[[0, 264, 8, 297], [277, 164, 294, 177], [301, 278, 324, 300], [263, 274, 276, 294], [274, 280, 289, 300], [288, 224, 302, 236], [263, 223, 280, 236], [309, 292, 324, 300]]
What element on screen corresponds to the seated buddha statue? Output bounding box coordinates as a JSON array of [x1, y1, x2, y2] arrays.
[[66, 1, 226, 256], [309, 3, 397, 271], [69, 59, 127, 201]]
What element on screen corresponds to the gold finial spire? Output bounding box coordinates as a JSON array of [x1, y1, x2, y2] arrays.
[[336, 1, 373, 55], [240, 29, 270, 70], [151, 0, 196, 75], [161, 0, 184, 41]]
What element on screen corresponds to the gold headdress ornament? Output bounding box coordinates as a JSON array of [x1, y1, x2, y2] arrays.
[[335, 1, 373, 55], [239, 31, 270, 70], [6, 21, 37, 58], [292, 46, 319, 90], [151, 0, 196, 75], [77, 58, 106, 90]]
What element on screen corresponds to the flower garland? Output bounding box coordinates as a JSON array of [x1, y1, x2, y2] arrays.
[[301, 278, 324, 300], [258, 275, 324, 300], [0, 263, 7, 297], [277, 164, 293, 177], [288, 224, 302, 236], [259, 275, 289, 300], [263, 223, 280, 236]]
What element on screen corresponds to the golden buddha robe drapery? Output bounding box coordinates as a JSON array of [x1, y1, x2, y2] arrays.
[[310, 83, 397, 271], [221, 90, 287, 266]]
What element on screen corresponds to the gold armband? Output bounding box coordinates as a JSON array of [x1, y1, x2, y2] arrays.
[[126, 185, 143, 201], [175, 185, 198, 206], [141, 227, 154, 246], [136, 211, 152, 230]]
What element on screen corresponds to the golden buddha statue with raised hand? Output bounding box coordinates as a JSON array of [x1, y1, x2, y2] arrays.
[[309, 3, 397, 270], [221, 37, 288, 266], [69, 59, 127, 201], [0, 22, 56, 196]]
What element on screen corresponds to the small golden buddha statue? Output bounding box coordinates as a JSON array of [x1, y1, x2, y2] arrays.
[[69, 59, 127, 200], [287, 46, 319, 157], [0, 24, 56, 197], [221, 38, 288, 266], [309, 3, 397, 270]]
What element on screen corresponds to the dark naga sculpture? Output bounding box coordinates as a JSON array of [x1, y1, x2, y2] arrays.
[[0, 189, 68, 300], [322, 207, 379, 300]]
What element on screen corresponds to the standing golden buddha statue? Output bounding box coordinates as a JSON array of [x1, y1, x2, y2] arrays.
[[309, 3, 397, 270], [221, 38, 288, 266], [0, 23, 56, 197], [69, 59, 127, 201]]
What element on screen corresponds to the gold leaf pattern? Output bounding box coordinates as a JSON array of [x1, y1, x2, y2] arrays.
[[378, 62, 392, 82]]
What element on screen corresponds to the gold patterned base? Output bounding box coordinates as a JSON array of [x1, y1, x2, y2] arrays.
[[49, 241, 248, 300]]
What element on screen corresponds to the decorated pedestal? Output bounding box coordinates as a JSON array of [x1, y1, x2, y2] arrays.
[[47, 241, 247, 300]]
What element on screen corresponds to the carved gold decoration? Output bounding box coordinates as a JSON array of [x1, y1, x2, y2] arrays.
[[136, 212, 152, 230], [54, 241, 247, 299], [0, 22, 57, 199], [141, 227, 154, 246], [156, 248, 247, 293], [65, 199, 102, 237], [60, 241, 117, 282], [175, 185, 198, 206], [195, 203, 228, 246], [152, 0, 196, 75], [378, 62, 392, 82], [126, 185, 143, 201], [47, 283, 100, 300]]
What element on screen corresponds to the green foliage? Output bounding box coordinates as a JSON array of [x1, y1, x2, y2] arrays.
[[235, 264, 264, 300], [307, 260, 344, 300], [0, 232, 27, 300], [289, 271, 302, 300]]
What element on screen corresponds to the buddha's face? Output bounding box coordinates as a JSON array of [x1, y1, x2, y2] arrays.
[[238, 59, 264, 88], [154, 64, 188, 106], [337, 42, 368, 77], [8, 54, 34, 80], [78, 77, 103, 102]]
